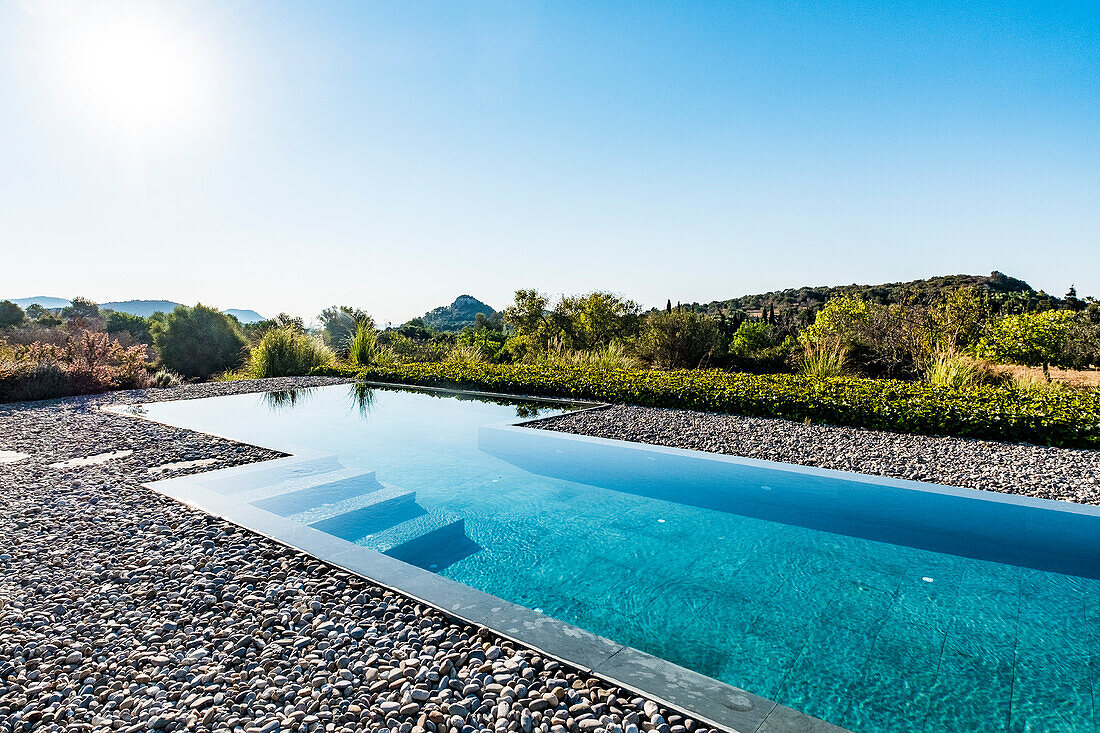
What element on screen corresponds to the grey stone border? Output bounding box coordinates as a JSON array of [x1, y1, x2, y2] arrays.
[[106, 384, 851, 733]]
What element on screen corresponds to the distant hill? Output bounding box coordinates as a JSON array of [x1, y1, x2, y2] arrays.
[[4, 296, 265, 322], [224, 309, 265, 324], [420, 295, 496, 332], [100, 300, 182, 317], [10, 296, 71, 310], [693, 272, 1039, 316]]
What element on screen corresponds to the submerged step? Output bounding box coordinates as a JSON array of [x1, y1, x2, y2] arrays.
[[252, 471, 382, 516], [359, 511, 480, 571], [309, 490, 423, 542]]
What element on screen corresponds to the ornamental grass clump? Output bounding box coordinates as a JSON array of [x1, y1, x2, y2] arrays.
[[247, 326, 335, 378], [797, 339, 849, 378], [925, 352, 1006, 390], [347, 322, 395, 368]]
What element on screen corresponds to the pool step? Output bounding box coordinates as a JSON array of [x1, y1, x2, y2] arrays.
[[358, 511, 479, 570], [288, 484, 414, 525], [252, 471, 385, 517], [308, 489, 424, 542], [199, 455, 343, 495]]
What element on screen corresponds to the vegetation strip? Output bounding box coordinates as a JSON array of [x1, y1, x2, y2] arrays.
[[333, 363, 1100, 448]]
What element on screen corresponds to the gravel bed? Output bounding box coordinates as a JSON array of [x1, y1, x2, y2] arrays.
[[0, 379, 710, 733], [534, 405, 1100, 506]]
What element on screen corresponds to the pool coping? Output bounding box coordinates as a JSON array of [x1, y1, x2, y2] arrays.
[[106, 382, 850, 733]]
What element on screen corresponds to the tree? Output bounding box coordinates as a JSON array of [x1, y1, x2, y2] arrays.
[[636, 310, 721, 369], [0, 300, 25, 329], [104, 310, 153, 343], [554, 291, 641, 350], [153, 304, 248, 378], [930, 287, 988, 353], [61, 297, 100, 321], [24, 303, 47, 321], [665, 299, 672, 314], [1065, 286, 1084, 312], [974, 310, 1076, 368]]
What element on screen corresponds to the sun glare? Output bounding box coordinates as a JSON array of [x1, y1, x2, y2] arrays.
[[49, 13, 213, 141]]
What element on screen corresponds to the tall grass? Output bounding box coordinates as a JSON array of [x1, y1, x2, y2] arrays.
[[446, 343, 490, 365], [797, 340, 849, 378], [924, 352, 1004, 390], [347, 323, 394, 368], [525, 338, 641, 370], [247, 326, 335, 378]]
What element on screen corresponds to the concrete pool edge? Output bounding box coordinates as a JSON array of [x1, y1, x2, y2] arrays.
[[106, 387, 848, 733], [139, 454, 845, 733]]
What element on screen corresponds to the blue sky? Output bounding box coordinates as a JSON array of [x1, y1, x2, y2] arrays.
[[1, 0, 1097, 323]]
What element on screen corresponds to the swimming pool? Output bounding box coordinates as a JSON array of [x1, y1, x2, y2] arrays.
[[124, 384, 1100, 733]]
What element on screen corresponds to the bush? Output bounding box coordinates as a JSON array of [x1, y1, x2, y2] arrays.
[[104, 310, 153, 344], [154, 304, 248, 379], [0, 330, 153, 402], [336, 361, 1100, 448], [924, 352, 1006, 390], [247, 326, 335, 378], [0, 300, 25, 329]]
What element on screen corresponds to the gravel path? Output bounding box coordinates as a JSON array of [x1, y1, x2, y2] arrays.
[[534, 405, 1100, 506], [0, 379, 707, 733]]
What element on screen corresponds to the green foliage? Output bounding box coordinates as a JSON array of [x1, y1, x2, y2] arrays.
[[381, 333, 450, 363], [797, 340, 849, 378], [0, 300, 25, 329], [636, 310, 721, 369], [103, 310, 153, 343], [454, 326, 507, 362], [726, 321, 797, 373], [924, 353, 1005, 390], [154, 304, 248, 379], [151, 368, 183, 388], [247, 326, 336, 378], [974, 310, 1077, 367], [930, 287, 989, 352], [1059, 319, 1100, 369], [319, 306, 374, 356], [243, 313, 306, 342], [342, 362, 1100, 448], [347, 323, 393, 368], [503, 290, 641, 358], [522, 337, 641, 370], [61, 296, 100, 321]]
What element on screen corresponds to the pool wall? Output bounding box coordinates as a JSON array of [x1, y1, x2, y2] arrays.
[[481, 422, 1100, 579]]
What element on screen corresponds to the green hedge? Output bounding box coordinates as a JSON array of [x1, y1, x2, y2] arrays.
[[313, 362, 1100, 448]]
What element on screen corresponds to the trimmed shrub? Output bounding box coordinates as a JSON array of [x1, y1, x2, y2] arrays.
[[332, 361, 1100, 448], [154, 304, 248, 379], [247, 326, 335, 378]]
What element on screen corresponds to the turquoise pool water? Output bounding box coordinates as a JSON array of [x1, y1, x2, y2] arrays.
[[136, 384, 1100, 733]]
